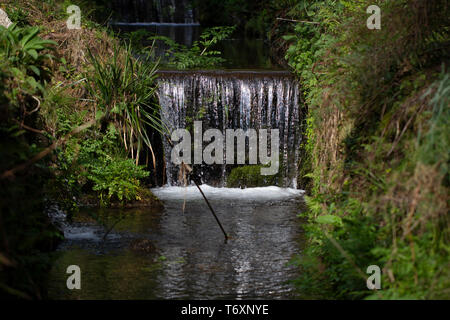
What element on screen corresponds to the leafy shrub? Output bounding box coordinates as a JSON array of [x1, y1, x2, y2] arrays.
[[0, 1, 163, 299], [150, 26, 235, 69]]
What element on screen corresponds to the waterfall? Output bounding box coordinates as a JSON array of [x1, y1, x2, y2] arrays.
[[157, 71, 303, 188]]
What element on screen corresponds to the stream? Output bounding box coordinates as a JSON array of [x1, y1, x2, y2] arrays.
[[46, 4, 307, 300], [48, 186, 305, 299]]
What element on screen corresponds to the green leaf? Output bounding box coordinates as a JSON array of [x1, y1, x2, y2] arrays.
[[29, 65, 40, 76], [19, 26, 39, 47], [282, 35, 296, 41], [316, 215, 343, 227], [11, 67, 23, 77]]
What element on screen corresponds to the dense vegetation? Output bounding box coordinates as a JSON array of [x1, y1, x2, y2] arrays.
[[0, 0, 163, 298], [194, 0, 281, 37], [280, 0, 449, 299], [190, 0, 449, 298], [0, 0, 448, 300]]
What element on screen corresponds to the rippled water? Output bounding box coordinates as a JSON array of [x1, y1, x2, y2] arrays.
[[48, 186, 305, 299]]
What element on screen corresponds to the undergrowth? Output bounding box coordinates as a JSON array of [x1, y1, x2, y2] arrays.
[[148, 26, 236, 69], [283, 0, 449, 299]]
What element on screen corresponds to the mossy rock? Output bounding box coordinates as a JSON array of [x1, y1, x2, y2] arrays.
[[226, 164, 281, 188]]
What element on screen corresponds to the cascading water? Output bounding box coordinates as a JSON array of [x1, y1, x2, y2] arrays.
[[157, 71, 303, 188]]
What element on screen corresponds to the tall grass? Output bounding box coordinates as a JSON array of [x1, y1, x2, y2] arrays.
[[85, 44, 167, 167]]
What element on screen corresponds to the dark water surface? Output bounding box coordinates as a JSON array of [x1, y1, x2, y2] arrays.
[[48, 186, 305, 299], [111, 24, 280, 70]]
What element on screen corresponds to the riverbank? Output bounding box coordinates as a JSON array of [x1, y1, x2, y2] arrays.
[[0, 0, 163, 298], [281, 0, 449, 299]]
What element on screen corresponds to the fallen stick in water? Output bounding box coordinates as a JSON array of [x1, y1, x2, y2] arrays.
[[181, 162, 229, 242]]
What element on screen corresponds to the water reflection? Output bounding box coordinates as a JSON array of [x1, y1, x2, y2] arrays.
[[48, 188, 305, 299]]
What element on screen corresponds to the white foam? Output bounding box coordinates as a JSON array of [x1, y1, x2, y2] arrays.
[[151, 185, 304, 201]]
